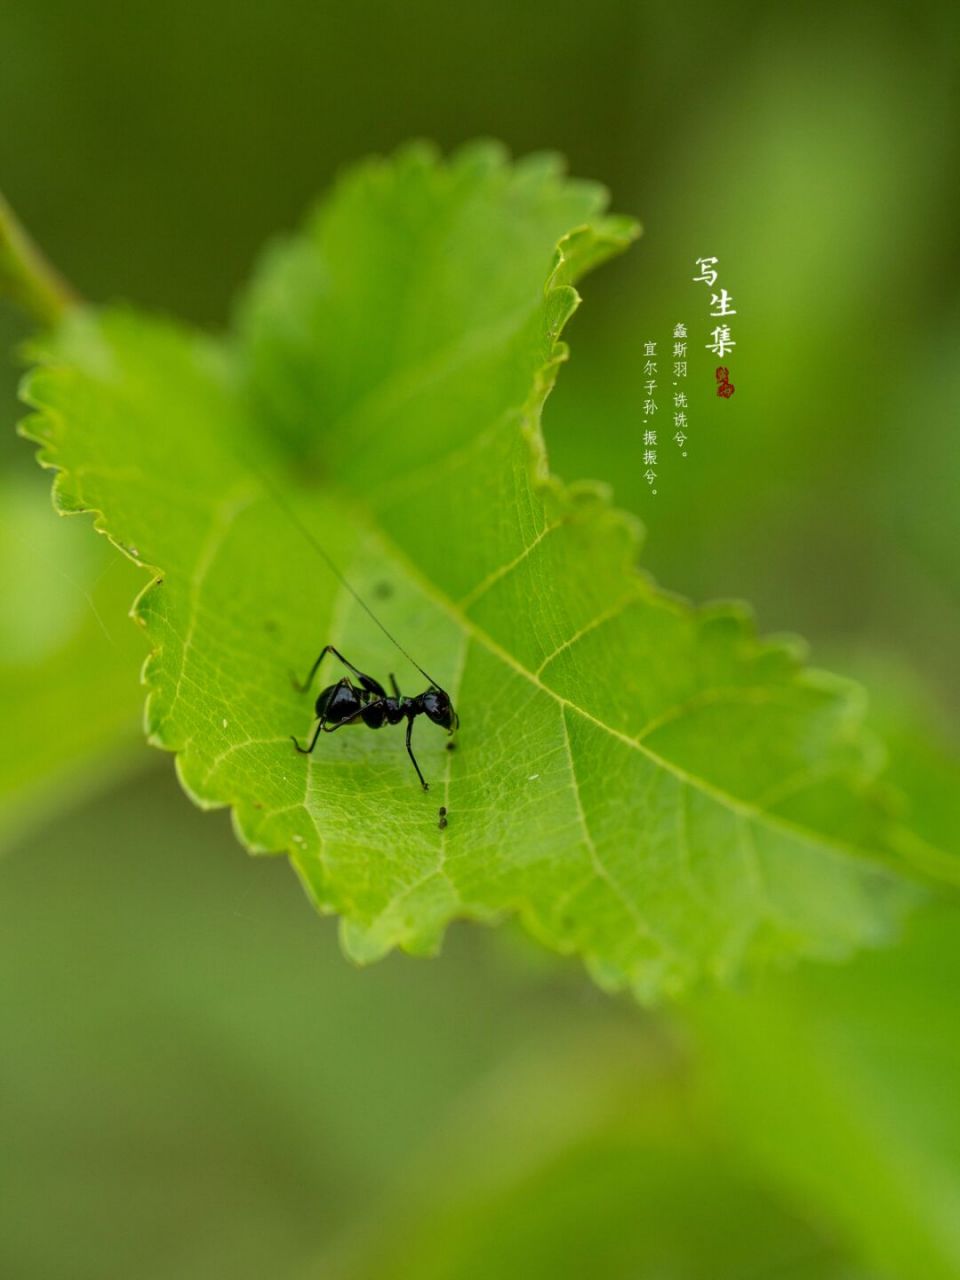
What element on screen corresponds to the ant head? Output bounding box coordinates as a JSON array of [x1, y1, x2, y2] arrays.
[[422, 686, 458, 732]]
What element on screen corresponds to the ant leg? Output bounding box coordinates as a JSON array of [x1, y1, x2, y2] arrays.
[[357, 672, 388, 698], [405, 717, 429, 791], [292, 645, 335, 693], [321, 699, 386, 732], [294, 698, 386, 754], [324, 646, 386, 694], [291, 719, 324, 754], [389, 673, 401, 699], [293, 645, 386, 696]]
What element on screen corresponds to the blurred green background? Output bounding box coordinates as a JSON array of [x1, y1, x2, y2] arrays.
[[1, 2, 958, 1276]]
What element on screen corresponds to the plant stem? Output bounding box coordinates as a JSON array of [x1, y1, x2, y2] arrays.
[[0, 190, 78, 327]]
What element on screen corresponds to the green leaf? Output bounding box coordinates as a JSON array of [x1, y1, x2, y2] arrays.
[[17, 142, 957, 999]]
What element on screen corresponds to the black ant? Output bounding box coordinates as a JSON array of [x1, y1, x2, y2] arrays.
[[291, 645, 458, 791]]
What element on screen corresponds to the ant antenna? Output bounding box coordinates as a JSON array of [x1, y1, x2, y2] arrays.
[[251, 459, 445, 690]]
